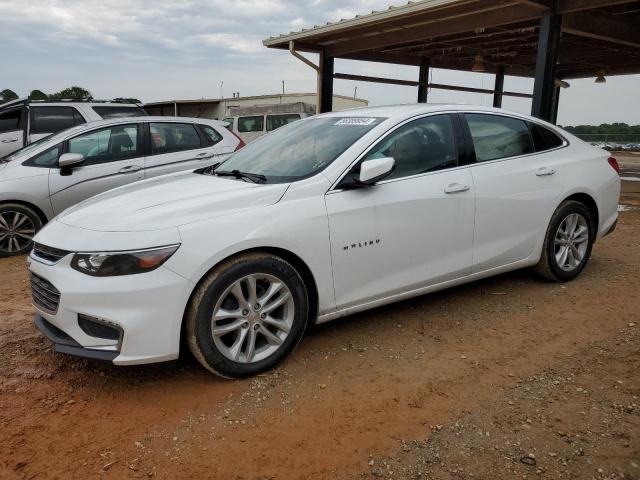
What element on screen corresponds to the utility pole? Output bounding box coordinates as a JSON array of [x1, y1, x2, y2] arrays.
[[354, 86, 358, 99], [220, 81, 224, 99], [282, 80, 285, 94]]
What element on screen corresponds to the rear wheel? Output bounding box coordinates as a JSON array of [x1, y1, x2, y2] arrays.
[[0, 203, 42, 257], [535, 200, 594, 282], [186, 252, 308, 378]]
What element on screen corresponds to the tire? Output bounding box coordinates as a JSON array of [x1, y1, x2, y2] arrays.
[[186, 252, 309, 378], [535, 200, 595, 282], [0, 203, 43, 258]]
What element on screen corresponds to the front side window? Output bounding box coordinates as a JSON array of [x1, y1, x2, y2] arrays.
[[363, 114, 457, 180], [31, 144, 62, 167], [267, 114, 301, 132], [68, 124, 138, 164], [238, 116, 264, 133], [149, 122, 201, 154], [529, 123, 564, 152], [31, 107, 85, 135], [0, 109, 22, 132], [217, 116, 385, 182], [200, 125, 223, 145], [92, 106, 146, 119], [465, 114, 533, 162]]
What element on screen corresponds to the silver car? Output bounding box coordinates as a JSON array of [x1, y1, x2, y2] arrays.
[[0, 116, 243, 256]]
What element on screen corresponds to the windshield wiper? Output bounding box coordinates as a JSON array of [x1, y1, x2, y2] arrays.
[[214, 169, 267, 184], [194, 162, 221, 176]]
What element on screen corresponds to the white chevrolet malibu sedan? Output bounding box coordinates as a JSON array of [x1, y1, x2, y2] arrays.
[[28, 105, 620, 378]]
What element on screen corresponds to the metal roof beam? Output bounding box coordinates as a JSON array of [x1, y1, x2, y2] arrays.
[[562, 10, 640, 48], [558, 0, 640, 13], [325, 4, 543, 57]]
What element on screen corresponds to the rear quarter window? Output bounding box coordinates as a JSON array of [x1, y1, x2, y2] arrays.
[[30, 106, 85, 135], [529, 123, 564, 151]]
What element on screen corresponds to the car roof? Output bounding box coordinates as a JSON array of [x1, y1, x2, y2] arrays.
[[61, 116, 227, 133]]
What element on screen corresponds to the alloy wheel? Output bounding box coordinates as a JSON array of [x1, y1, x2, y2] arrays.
[[211, 273, 295, 363], [0, 211, 36, 254], [554, 213, 589, 272]]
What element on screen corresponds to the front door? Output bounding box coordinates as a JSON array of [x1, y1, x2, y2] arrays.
[[49, 123, 144, 214], [0, 107, 26, 157], [325, 114, 475, 309]]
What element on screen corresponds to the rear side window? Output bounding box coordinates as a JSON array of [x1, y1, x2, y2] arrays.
[[68, 124, 139, 164], [199, 125, 223, 145], [0, 109, 22, 132], [31, 107, 85, 135], [267, 114, 301, 132], [238, 116, 264, 133], [150, 123, 202, 154], [529, 123, 564, 152], [465, 114, 534, 162], [93, 106, 146, 119]]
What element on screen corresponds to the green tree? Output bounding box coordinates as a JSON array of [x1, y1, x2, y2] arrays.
[[0, 89, 19, 104], [49, 86, 93, 101], [28, 89, 48, 101]]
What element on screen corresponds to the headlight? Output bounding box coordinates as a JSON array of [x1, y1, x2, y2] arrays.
[[71, 245, 180, 277]]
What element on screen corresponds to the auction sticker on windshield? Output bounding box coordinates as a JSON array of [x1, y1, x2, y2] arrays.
[[334, 118, 378, 126]]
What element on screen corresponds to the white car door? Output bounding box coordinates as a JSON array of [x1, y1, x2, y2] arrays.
[[49, 123, 144, 215], [325, 114, 475, 309], [0, 107, 26, 158], [463, 113, 565, 273], [143, 122, 226, 178]]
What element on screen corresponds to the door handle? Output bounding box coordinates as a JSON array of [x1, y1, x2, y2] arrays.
[[196, 152, 216, 159], [1, 139, 18, 143], [444, 183, 471, 194], [536, 167, 556, 177], [119, 165, 142, 174]]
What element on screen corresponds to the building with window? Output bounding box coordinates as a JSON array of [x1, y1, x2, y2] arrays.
[[143, 93, 368, 119]]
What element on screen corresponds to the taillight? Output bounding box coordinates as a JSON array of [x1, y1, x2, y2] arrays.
[[229, 131, 246, 151], [607, 156, 620, 175]]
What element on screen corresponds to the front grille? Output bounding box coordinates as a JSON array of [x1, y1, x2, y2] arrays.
[[30, 273, 61, 314], [32, 243, 70, 264]]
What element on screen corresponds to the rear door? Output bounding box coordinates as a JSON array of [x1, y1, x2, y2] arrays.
[[143, 122, 224, 178], [29, 106, 86, 143], [0, 107, 26, 157], [48, 123, 144, 214], [463, 113, 566, 273]]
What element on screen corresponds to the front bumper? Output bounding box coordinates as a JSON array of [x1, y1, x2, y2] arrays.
[[29, 253, 195, 365]]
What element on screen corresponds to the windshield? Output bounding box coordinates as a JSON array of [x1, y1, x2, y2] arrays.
[[216, 116, 385, 182], [5, 125, 85, 161]]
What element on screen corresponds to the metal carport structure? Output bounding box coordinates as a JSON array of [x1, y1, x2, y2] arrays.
[[263, 0, 640, 123]]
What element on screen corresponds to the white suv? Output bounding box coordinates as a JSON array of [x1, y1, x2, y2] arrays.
[[0, 99, 147, 158], [0, 116, 242, 255]]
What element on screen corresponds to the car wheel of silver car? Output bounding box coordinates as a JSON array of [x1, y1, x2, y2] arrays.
[[0, 203, 43, 258], [535, 200, 595, 282], [186, 252, 309, 378]]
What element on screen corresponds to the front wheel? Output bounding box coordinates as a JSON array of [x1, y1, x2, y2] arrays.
[[0, 203, 43, 257], [186, 252, 309, 378], [535, 200, 595, 282]]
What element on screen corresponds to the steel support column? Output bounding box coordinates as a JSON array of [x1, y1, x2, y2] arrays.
[[531, 11, 562, 121], [550, 85, 561, 124], [493, 66, 505, 108], [417, 58, 430, 103], [319, 51, 334, 113]]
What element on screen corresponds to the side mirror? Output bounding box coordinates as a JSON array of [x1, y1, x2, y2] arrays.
[[358, 157, 395, 185], [59, 152, 85, 169]]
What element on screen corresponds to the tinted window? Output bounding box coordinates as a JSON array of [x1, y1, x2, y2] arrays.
[[466, 114, 534, 162], [68, 124, 138, 164], [31, 144, 62, 167], [200, 125, 223, 145], [92, 106, 146, 119], [0, 109, 22, 132], [150, 123, 201, 154], [363, 115, 457, 180], [530, 123, 564, 151], [267, 114, 301, 132], [238, 116, 264, 133], [31, 107, 85, 135]]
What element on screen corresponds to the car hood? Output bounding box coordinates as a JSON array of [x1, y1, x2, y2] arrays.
[[56, 171, 290, 232]]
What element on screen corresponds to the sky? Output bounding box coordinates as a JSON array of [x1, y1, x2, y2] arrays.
[[1, 0, 638, 126]]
